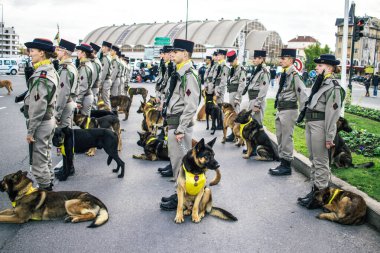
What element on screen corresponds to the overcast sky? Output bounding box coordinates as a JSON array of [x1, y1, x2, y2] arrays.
[[2, 0, 379, 50]]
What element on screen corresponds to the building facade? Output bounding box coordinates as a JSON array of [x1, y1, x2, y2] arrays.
[[287, 36, 318, 61], [0, 22, 20, 57]]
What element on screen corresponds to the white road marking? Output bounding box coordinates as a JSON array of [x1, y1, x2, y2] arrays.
[[0, 96, 4, 98], [0, 107, 6, 110]]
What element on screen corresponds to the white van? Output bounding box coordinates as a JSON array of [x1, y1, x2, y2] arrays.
[[0, 58, 19, 75]]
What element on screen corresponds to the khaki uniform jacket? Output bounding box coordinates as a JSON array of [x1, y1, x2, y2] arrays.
[[100, 54, 112, 83], [155, 62, 166, 97], [205, 63, 216, 94], [247, 66, 270, 108], [213, 60, 229, 97], [307, 75, 345, 142], [277, 65, 308, 111], [228, 63, 246, 99], [90, 57, 102, 89], [161, 61, 176, 101], [76, 60, 94, 105], [24, 64, 59, 136], [111, 57, 121, 82], [125, 64, 131, 83], [167, 61, 201, 134], [55, 59, 78, 119]]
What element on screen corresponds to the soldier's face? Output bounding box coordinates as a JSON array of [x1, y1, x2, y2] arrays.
[[205, 59, 211, 65], [110, 50, 116, 56], [29, 48, 44, 64], [101, 46, 109, 53], [77, 50, 85, 60], [279, 57, 293, 68], [173, 50, 185, 64], [253, 57, 263, 66], [315, 64, 332, 75], [163, 53, 170, 62], [56, 48, 66, 60]]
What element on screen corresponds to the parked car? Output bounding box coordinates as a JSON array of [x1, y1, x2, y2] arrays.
[[0, 58, 19, 75]]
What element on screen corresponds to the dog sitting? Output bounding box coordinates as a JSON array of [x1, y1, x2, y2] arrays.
[[204, 92, 222, 134], [127, 86, 148, 103], [221, 103, 242, 145], [0, 80, 13, 95], [137, 101, 163, 133], [332, 117, 374, 169], [174, 138, 237, 223], [53, 127, 125, 178], [133, 131, 169, 161], [235, 109, 279, 161], [0, 171, 109, 227], [90, 109, 116, 118], [314, 187, 367, 225]]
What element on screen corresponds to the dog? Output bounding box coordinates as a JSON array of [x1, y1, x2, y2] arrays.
[[0, 171, 109, 227], [314, 186, 367, 225], [98, 96, 131, 121], [127, 86, 148, 103], [74, 113, 122, 153], [90, 109, 116, 118], [332, 117, 374, 169], [174, 138, 236, 223], [133, 131, 170, 161], [221, 103, 242, 145], [0, 80, 13, 95], [235, 109, 279, 160], [53, 127, 125, 178], [204, 92, 222, 134], [137, 101, 163, 133]]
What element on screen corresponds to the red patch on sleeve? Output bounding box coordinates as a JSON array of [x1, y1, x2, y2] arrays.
[[80, 76, 84, 80], [186, 89, 191, 96]]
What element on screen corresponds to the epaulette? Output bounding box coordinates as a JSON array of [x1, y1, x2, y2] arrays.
[[39, 71, 47, 78]]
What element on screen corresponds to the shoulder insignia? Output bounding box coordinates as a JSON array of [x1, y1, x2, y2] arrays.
[[333, 103, 338, 110], [60, 82, 64, 88], [39, 71, 47, 78], [80, 76, 84, 80], [242, 78, 246, 82], [34, 94, 40, 101], [263, 81, 266, 86], [297, 87, 301, 92], [332, 80, 340, 86], [186, 89, 191, 96]]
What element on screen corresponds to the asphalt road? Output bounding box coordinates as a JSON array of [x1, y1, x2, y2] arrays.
[[0, 75, 379, 253]]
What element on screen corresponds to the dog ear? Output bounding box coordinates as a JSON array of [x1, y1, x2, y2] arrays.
[[137, 131, 143, 137], [194, 138, 205, 153], [207, 137, 217, 148], [22, 171, 28, 177]]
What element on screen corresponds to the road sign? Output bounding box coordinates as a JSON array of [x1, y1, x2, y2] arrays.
[[309, 70, 317, 78], [294, 58, 303, 72], [154, 37, 171, 46]]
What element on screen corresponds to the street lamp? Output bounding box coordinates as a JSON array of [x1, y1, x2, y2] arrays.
[[185, 0, 188, 40], [1, 3, 3, 58]]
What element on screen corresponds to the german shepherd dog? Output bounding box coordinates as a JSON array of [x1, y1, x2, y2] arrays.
[[90, 109, 116, 118], [0, 171, 109, 228], [314, 187, 367, 225], [127, 86, 148, 103], [137, 101, 163, 133], [133, 131, 170, 161], [53, 127, 125, 178], [235, 110, 279, 160], [204, 92, 222, 135], [174, 138, 236, 223], [221, 103, 242, 145], [99, 96, 131, 121], [0, 80, 13, 95], [332, 117, 374, 169], [74, 113, 122, 153]]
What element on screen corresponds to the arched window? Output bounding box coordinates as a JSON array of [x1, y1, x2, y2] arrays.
[[121, 44, 133, 52], [193, 44, 206, 53], [133, 45, 145, 52]]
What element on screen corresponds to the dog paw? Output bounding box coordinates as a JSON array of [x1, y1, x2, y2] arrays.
[[199, 212, 205, 219], [174, 215, 184, 224], [243, 155, 250, 159], [64, 216, 72, 223], [192, 215, 201, 223], [112, 169, 119, 173], [316, 214, 323, 219], [221, 140, 226, 144], [118, 174, 124, 178], [184, 210, 191, 216], [71, 217, 80, 223]]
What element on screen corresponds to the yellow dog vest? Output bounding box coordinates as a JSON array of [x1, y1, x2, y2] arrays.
[[239, 118, 252, 141], [183, 164, 206, 196], [12, 187, 41, 220]]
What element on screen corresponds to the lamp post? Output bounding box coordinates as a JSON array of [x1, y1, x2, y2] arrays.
[[1, 3, 3, 58], [185, 0, 188, 40]]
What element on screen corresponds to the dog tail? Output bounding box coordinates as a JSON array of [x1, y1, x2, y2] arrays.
[[353, 162, 374, 169], [88, 197, 109, 228], [107, 156, 113, 166], [210, 207, 238, 221]]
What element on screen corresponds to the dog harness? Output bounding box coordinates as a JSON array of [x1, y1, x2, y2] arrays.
[[146, 137, 157, 145], [327, 189, 343, 205], [59, 144, 74, 156], [12, 187, 41, 221], [239, 117, 253, 142], [85, 117, 91, 129], [183, 164, 206, 196]]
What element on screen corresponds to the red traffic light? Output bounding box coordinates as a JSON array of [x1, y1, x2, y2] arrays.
[[357, 19, 365, 27]]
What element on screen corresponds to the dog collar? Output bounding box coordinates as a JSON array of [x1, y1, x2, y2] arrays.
[[146, 137, 157, 145], [327, 189, 343, 205], [240, 117, 253, 141], [85, 117, 91, 129], [58, 144, 74, 157], [12, 186, 38, 207], [224, 111, 233, 118], [183, 164, 206, 196]]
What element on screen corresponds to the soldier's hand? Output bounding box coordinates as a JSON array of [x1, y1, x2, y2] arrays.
[[155, 97, 161, 103], [175, 133, 185, 142], [326, 141, 335, 149], [26, 135, 35, 144], [77, 103, 83, 109]]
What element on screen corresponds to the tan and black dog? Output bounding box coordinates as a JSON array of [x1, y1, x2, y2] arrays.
[[137, 101, 163, 133], [127, 86, 148, 103], [110, 95, 132, 121], [174, 138, 236, 224], [221, 103, 242, 145], [0, 171, 109, 227], [314, 187, 367, 225], [235, 109, 279, 161], [0, 80, 13, 95]]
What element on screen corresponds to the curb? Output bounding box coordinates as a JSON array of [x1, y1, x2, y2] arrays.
[[265, 130, 380, 231]]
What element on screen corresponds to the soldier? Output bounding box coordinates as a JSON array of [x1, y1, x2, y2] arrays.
[[155, 46, 171, 102], [89, 42, 103, 109], [123, 56, 131, 95], [99, 41, 113, 109], [269, 49, 308, 176], [160, 39, 201, 210], [75, 43, 94, 116], [244, 50, 270, 125], [298, 54, 345, 208], [204, 51, 217, 95], [213, 49, 229, 129], [226, 50, 246, 113], [110, 45, 121, 99], [24, 38, 59, 191], [55, 39, 78, 128], [118, 52, 126, 95]]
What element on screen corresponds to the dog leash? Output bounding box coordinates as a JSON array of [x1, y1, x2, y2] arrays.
[[178, 140, 189, 153]]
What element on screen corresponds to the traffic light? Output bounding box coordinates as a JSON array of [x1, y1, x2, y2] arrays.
[[353, 18, 365, 42]]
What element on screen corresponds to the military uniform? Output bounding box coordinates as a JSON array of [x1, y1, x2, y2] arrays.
[[166, 39, 200, 181], [76, 58, 94, 116], [124, 58, 131, 94], [118, 54, 127, 95], [90, 42, 103, 109], [213, 55, 229, 104], [226, 51, 246, 113], [99, 41, 113, 109], [161, 61, 176, 105], [155, 58, 166, 98], [110, 46, 121, 97], [204, 54, 217, 95]]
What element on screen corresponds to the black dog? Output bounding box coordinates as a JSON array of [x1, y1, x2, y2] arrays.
[[90, 109, 116, 118], [235, 109, 279, 161], [133, 132, 169, 161], [204, 93, 222, 134], [332, 117, 374, 168], [52, 127, 125, 179]]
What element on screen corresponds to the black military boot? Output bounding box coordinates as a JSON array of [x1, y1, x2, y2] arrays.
[[55, 159, 70, 181], [160, 196, 178, 211], [268, 158, 292, 176], [225, 133, 235, 142], [157, 163, 172, 172], [297, 185, 321, 209], [161, 193, 177, 202], [160, 169, 173, 177]]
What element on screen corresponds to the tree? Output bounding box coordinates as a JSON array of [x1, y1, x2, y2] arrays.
[[304, 43, 331, 72]]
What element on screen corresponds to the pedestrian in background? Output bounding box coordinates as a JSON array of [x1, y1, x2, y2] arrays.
[[364, 73, 371, 97], [372, 72, 378, 96], [270, 66, 276, 87]]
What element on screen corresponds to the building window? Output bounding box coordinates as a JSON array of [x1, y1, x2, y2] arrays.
[[193, 44, 206, 53], [133, 45, 145, 52], [121, 45, 133, 52]]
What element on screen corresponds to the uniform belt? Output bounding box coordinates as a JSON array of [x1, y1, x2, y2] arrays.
[[305, 109, 325, 122], [227, 83, 239, 92], [166, 114, 180, 126], [248, 90, 259, 100], [277, 101, 298, 111]]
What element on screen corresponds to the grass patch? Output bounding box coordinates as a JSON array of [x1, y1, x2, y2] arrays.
[[263, 99, 380, 201]]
